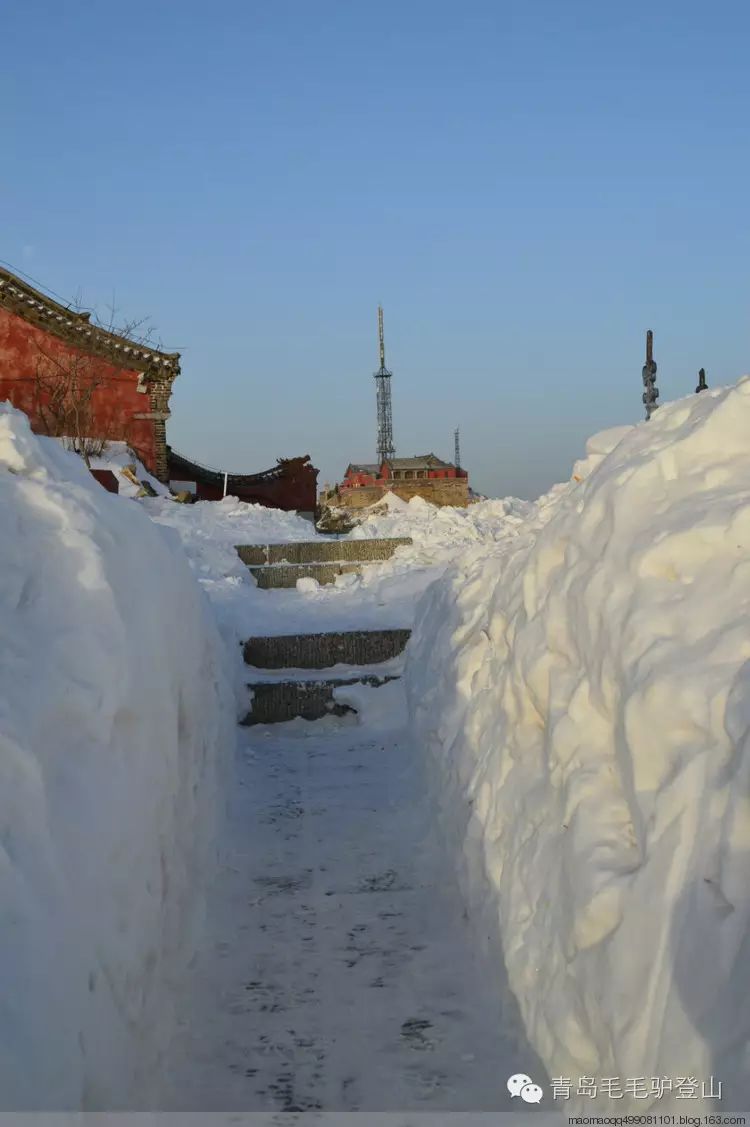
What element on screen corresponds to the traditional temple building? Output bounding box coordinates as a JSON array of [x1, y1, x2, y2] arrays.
[[322, 453, 469, 509], [0, 267, 319, 513], [167, 448, 318, 517], [0, 267, 179, 480]]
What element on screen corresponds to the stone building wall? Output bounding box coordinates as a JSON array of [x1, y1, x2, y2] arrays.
[[323, 478, 469, 509]]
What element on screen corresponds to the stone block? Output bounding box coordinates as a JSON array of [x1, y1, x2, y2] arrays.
[[235, 537, 412, 567], [243, 629, 411, 670], [249, 562, 362, 588], [241, 674, 400, 724]]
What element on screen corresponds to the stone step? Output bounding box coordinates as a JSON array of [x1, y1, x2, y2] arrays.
[[236, 537, 412, 566], [243, 629, 411, 670], [245, 655, 404, 684], [242, 675, 400, 725], [249, 561, 362, 588]]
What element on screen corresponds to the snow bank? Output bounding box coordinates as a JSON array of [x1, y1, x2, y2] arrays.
[[139, 490, 511, 645], [333, 679, 409, 731], [322, 491, 536, 620], [351, 490, 534, 555], [143, 495, 318, 597], [136, 484, 533, 649], [138, 496, 321, 695], [408, 382, 750, 1110], [0, 405, 234, 1109], [145, 492, 317, 550]]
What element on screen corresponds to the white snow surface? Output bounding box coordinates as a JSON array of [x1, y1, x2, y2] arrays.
[[140, 489, 536, 656], [12, 387, 746, 1108], [163, 703, 544, 1111], [0, 405, 234, 1109], [407, 381, 750, 1110], [351, 491, 534, 550]]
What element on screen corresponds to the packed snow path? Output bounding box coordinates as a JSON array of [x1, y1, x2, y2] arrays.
[[165, 702, 543, 1111]]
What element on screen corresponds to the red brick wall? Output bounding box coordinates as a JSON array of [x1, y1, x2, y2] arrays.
[[0, 306, 158, 473], [428, 468, 467, 479]]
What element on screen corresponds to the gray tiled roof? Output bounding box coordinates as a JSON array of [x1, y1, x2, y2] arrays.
[[347, 463, 380, 474], [385, 454, 451, 469], [0, 267, 180, 377]]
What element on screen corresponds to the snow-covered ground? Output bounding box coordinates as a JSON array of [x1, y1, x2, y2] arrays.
[[0, 406, 234, 1109], [407, 380, 750, 1110], [109, 454, 548, 1111], [162, 701, 545, 1111], [3, 410, 540, 1111], [139, 486, 535, 671], [350, 489, 533, 549], [9, 380, 750, 1111]]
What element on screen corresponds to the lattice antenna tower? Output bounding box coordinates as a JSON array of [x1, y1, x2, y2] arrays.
[[454, 426, 461, 470], [374, 305, 395, 462]]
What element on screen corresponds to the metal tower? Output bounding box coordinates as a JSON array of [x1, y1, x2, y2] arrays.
[[374, 305, 395, 462], [454, 426, 461, 470]]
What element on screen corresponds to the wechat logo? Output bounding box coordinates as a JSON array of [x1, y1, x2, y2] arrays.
[[507, 1073, 544, 1104]]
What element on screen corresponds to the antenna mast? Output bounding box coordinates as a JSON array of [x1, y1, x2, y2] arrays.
[[374, 305, 395, 463], [642, 329, 659, 420], [454, 426, 461, 470]]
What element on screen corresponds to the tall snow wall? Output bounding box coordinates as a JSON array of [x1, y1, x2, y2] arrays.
[[0, 404, 234, 1108], [407, 380, 750, 1110]]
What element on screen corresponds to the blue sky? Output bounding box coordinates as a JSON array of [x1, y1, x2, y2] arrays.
[[3, 0, 749, 498]]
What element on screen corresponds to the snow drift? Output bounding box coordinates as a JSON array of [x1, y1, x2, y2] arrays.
[[408, 381, 750, 1109], [0, 404, 234, 1109], [351, 491, 534, 552]]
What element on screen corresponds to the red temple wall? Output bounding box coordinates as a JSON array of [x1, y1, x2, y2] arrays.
[[0, 306, 158, 473], [188, 471, 318, 511]]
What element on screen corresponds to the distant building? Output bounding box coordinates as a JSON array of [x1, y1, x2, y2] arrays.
[[344, 462, 381, 486], [321, 453, 469, 509]]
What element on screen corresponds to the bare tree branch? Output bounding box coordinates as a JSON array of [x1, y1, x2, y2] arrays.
[[31, 296, 156, 468]]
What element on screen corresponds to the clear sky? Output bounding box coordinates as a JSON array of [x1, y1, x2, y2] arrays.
[[3, 0, 749, 499]]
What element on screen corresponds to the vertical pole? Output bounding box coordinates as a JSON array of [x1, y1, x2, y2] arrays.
[[642, 329, 659, 419], [223, 471, 228, 498]]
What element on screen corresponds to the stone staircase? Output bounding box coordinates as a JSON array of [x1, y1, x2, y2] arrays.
[[236, 537, 412, 588], [238, 537, 414, 724], [242, 629, 411, 725]]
